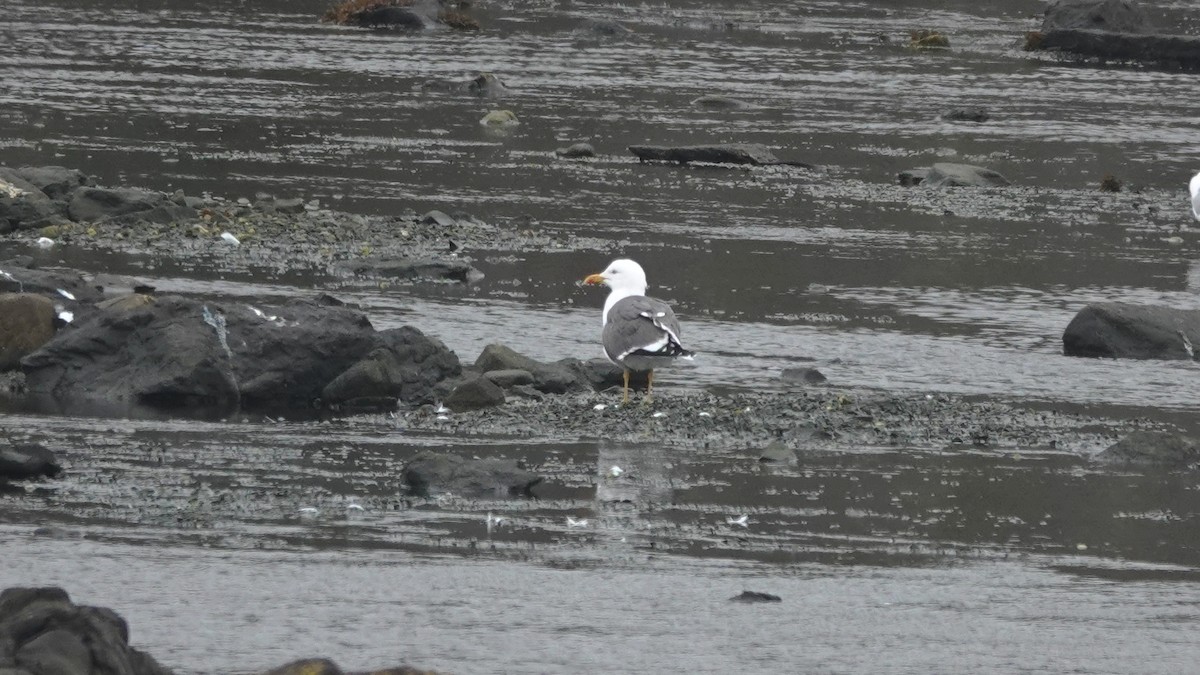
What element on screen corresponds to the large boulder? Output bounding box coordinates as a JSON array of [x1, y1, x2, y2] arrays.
[[67, 187, 167, 223], [0, 294, 57, 371], [402, 450, 542, 497], [0, 169, 68, 232], [921, 163, 1010, 188], [224, 295, 382, 412], [0, 586, 173, 675], [474, 343, 590, 394], [14, 165, 91, 200], [1042, 0, 1150, 33], [1062, 303, 1200, 359], [443, 375, 506, 411], [0, 258, 102, 305], [1097, 430, 1199, 467], [321, 325, 461, 409], [21, 295, 241, 417]]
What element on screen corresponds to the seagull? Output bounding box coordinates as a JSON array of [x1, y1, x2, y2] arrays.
[[583, 259, 694, 402], [1191, 171, 1200, 221]]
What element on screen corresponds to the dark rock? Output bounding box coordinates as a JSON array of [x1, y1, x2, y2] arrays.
[[22, 295, 241, 417], [922, 163, 1010, 188], [420, 210, 457, 227], [629, 143, 780, 166], [104, 202, 197, 227], [780, 367, 827, 386], [333, 256, 483, 283], [0, 294, 57, 371], [226, 296, 382, 412], [730, 591, 782, 603], [1033, 29, 1200, 70], [1097, 430, 1199, 467], [444, 375, 506, 411], [14, 166, 91, 200], [403, 450, 542, 497], [322, 325, 461, 408], [468, 73, 508, 98], [0, 586, 174, 675], [569, 357, 628, 391], [1062, 303, 1200, 360], [555, 143, 596, 159], [0, 442, 62, 481], [0, 260, 102, 305], [349, 5, 427, 29], [758, 440, 793, 463], [576, 18, 632, 37], [941, 108, 989, 123], [897, 168, 929, 187], [474, 344, 590, 394], [0, 169, 68, 231], [273, 197, 306, 215], [1042, 0, 1149, 33], [690, 95, 753, 110], [67, 187, 166, 223], [483, 368, 535, 388], [261, 659, 343, 675]]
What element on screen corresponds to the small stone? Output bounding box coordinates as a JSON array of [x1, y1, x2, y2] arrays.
[[780, 367, 827, 385], [444, 376, 506, 411], [555, 142, 596, 159]]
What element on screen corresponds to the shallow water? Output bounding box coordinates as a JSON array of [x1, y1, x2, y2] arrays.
[[3, 0, 1200, 672]]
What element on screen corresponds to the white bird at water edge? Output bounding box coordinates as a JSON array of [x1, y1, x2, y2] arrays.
[[583, 258, 695, 402]]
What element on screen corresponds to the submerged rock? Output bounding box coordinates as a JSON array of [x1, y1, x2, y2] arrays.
[[780, 367, 827, 386], [403, 450, 542, 497], [333, 256, 483, 283], [261, 658, 442, 675], [555, 142, 596, 159], [730, 591, 782, 603], [0, 442, 61, 482], [480, 110, 519, 128], [0, 586, 173, 675], [921, 163, 1010, 188], [1062, 302, 1200, 360], [941, 108, 989, 123], [1097, 430, 1199, 468], [629, 143, 781, 166], [690, 95, 754, 110]]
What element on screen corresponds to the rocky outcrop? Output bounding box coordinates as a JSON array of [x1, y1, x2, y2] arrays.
[[1028, 1, 1200, 70], [403, 450, 543, 497], [0, 294, 57, 371], [0, 165, 199, 232], [1032, 30, 1200, 70], [323, 326, 461, 409], [730, 591, 782, 603], [690, 95, 754, 110], [20, 294, 461, 418], [1097, 430, 1199, 468], [0, 586, 173, 675], [1062, 303, 1200, 360], [780, 367, 827, 386], [22, 295, 241, 417]]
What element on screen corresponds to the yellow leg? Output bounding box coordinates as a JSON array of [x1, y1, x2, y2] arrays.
[[622, 370, 630, 404], [646, 370, 655, 402]]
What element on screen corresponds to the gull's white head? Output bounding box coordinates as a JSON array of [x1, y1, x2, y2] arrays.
[[1190, 171, 1200, 221], [583, 258, 648, 296]]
